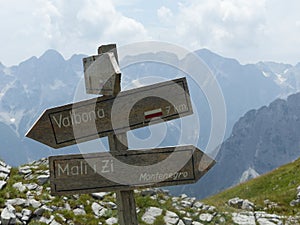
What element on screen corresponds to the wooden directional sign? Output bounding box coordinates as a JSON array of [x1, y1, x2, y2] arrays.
[[49, 145, 215, 195], [26, 77, 192, 149], [83, 52, 121, 95]]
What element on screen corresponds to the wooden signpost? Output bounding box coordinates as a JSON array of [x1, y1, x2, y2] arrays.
[[49, 145, 215, 195], [26, 77, 192, 149], [26, 44, 216, 225]]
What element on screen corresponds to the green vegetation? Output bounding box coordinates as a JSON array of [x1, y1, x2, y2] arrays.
[[2, 156, 300, 224], [203, 157, 300, 216]]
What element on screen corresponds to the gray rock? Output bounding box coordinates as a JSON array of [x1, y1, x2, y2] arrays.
[[28, 199, 42, 208], [141, 189, 157, 196], [92, 202, 107, 217], [159, 199, 166, 204], [296, 185, 300, 193], [199, 213, 214, 222], [12, 182, 26, 192], [106, 217, 118, 225], [172, 197, 179, 202], [255, 211, 282, 224], [50, 220, 62, 225], [91, 192, 109, 200], [180, 194, 188, 199], [257, 218, 277, 225], [142, 207, 163, 224], [181, 200, 193, 208], [0, 165, 10, 174], [164, 210, 179, 225], [0, 161, 9, 168], [0, 172, 9, 180], [39, 215, 54, 224], [228, 197, 244, 208], [192, 222, 204, 225], [73, 208, 86, 216], [21, 215, 31, 223], [18, 166, 32, 176], [34, 207, 45, 217], [177, 220, 185, 225], [290, 199, 300, 206], [22, 209, 32, 217], [25, 183, 38, 190], [6, 198, 27, 206], [242, 199, 255, 211], [64, 203, 71, 211], [56, 214, 67, 223], [37, 174, 50, 185], [193, 201, 204, 209], [0, 180, 7, 190], [103, 201, 117, 209], [1, 204, 16, 225], [232, 212, 256, 225], [182, 217, 193, 225], [228, 197, 254, 210]]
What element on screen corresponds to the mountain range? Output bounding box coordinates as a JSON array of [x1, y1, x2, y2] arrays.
[[0, 48, 300, 199], [182, 92, 300, 199]]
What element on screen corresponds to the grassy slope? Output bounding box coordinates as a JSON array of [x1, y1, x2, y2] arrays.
[[203, 157, 300, 215]]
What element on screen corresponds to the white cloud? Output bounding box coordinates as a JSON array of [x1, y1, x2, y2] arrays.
[[0, 0, 148, 66], [150, 0, 300, 64], [1, 0, 300, 65], [175, 0, 267, 52], [157, 6, 174, 25]]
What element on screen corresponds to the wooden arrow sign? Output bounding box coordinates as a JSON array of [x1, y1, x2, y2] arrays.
[[26, 77, 192, 149], [49, 145, 215, 195]]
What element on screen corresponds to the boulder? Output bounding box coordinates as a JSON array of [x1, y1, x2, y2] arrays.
[[28, 199, 42, 208], [232, 212, 256, 225], [0, 180, 7, 190], [164, 210, 179, 225], [1, 204, 16, 225], [37, 174, 50, 185], [91, 202, 108, 217], [142, 207, 163, 224], [228, 197, 255, 211], [73, 208, 86, 216], [106, 217, 118, 225], [199, 213, 214, 222], [91, 192, 110, 200], [182, 217, 193, 225], [141, 189, 157, 196], [12, 182, 27, 192]]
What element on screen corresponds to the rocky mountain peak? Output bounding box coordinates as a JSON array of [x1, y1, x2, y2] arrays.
[[192, 92, 300, 199]]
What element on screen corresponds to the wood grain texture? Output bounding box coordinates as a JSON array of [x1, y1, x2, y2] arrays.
[[26, 77, 192, 149], [49, 145, 215, 195]]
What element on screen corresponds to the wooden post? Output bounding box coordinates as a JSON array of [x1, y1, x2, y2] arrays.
[[108, 133, 138, 225], [101, 45, 138, 225]]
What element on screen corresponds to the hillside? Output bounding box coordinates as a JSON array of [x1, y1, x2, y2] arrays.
[[0, 157, 300, 224], [204, 156, 300, 224]]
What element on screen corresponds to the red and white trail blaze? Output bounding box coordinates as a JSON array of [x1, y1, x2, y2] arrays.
[[144, 108, 163, 119]]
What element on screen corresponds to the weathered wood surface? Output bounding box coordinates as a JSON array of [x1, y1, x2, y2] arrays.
[[83, 44, 120, 96], [102, 43, 138, 225], [108, 125, 138, 224], [49, 145, 215, 195], [26, 77, 192, 148]]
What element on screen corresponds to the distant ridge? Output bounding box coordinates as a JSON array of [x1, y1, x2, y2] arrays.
[[189, 92, 300, 199]]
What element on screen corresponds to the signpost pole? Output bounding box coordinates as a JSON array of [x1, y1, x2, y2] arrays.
[[100, 45, 138, 225], [108, 133, 138, 225]]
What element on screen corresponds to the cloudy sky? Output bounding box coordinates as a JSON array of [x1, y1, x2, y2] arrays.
[[1, 0, 300, 66]]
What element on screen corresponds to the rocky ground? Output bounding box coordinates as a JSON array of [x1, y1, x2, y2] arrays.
[[0, 158, 299, 225]]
